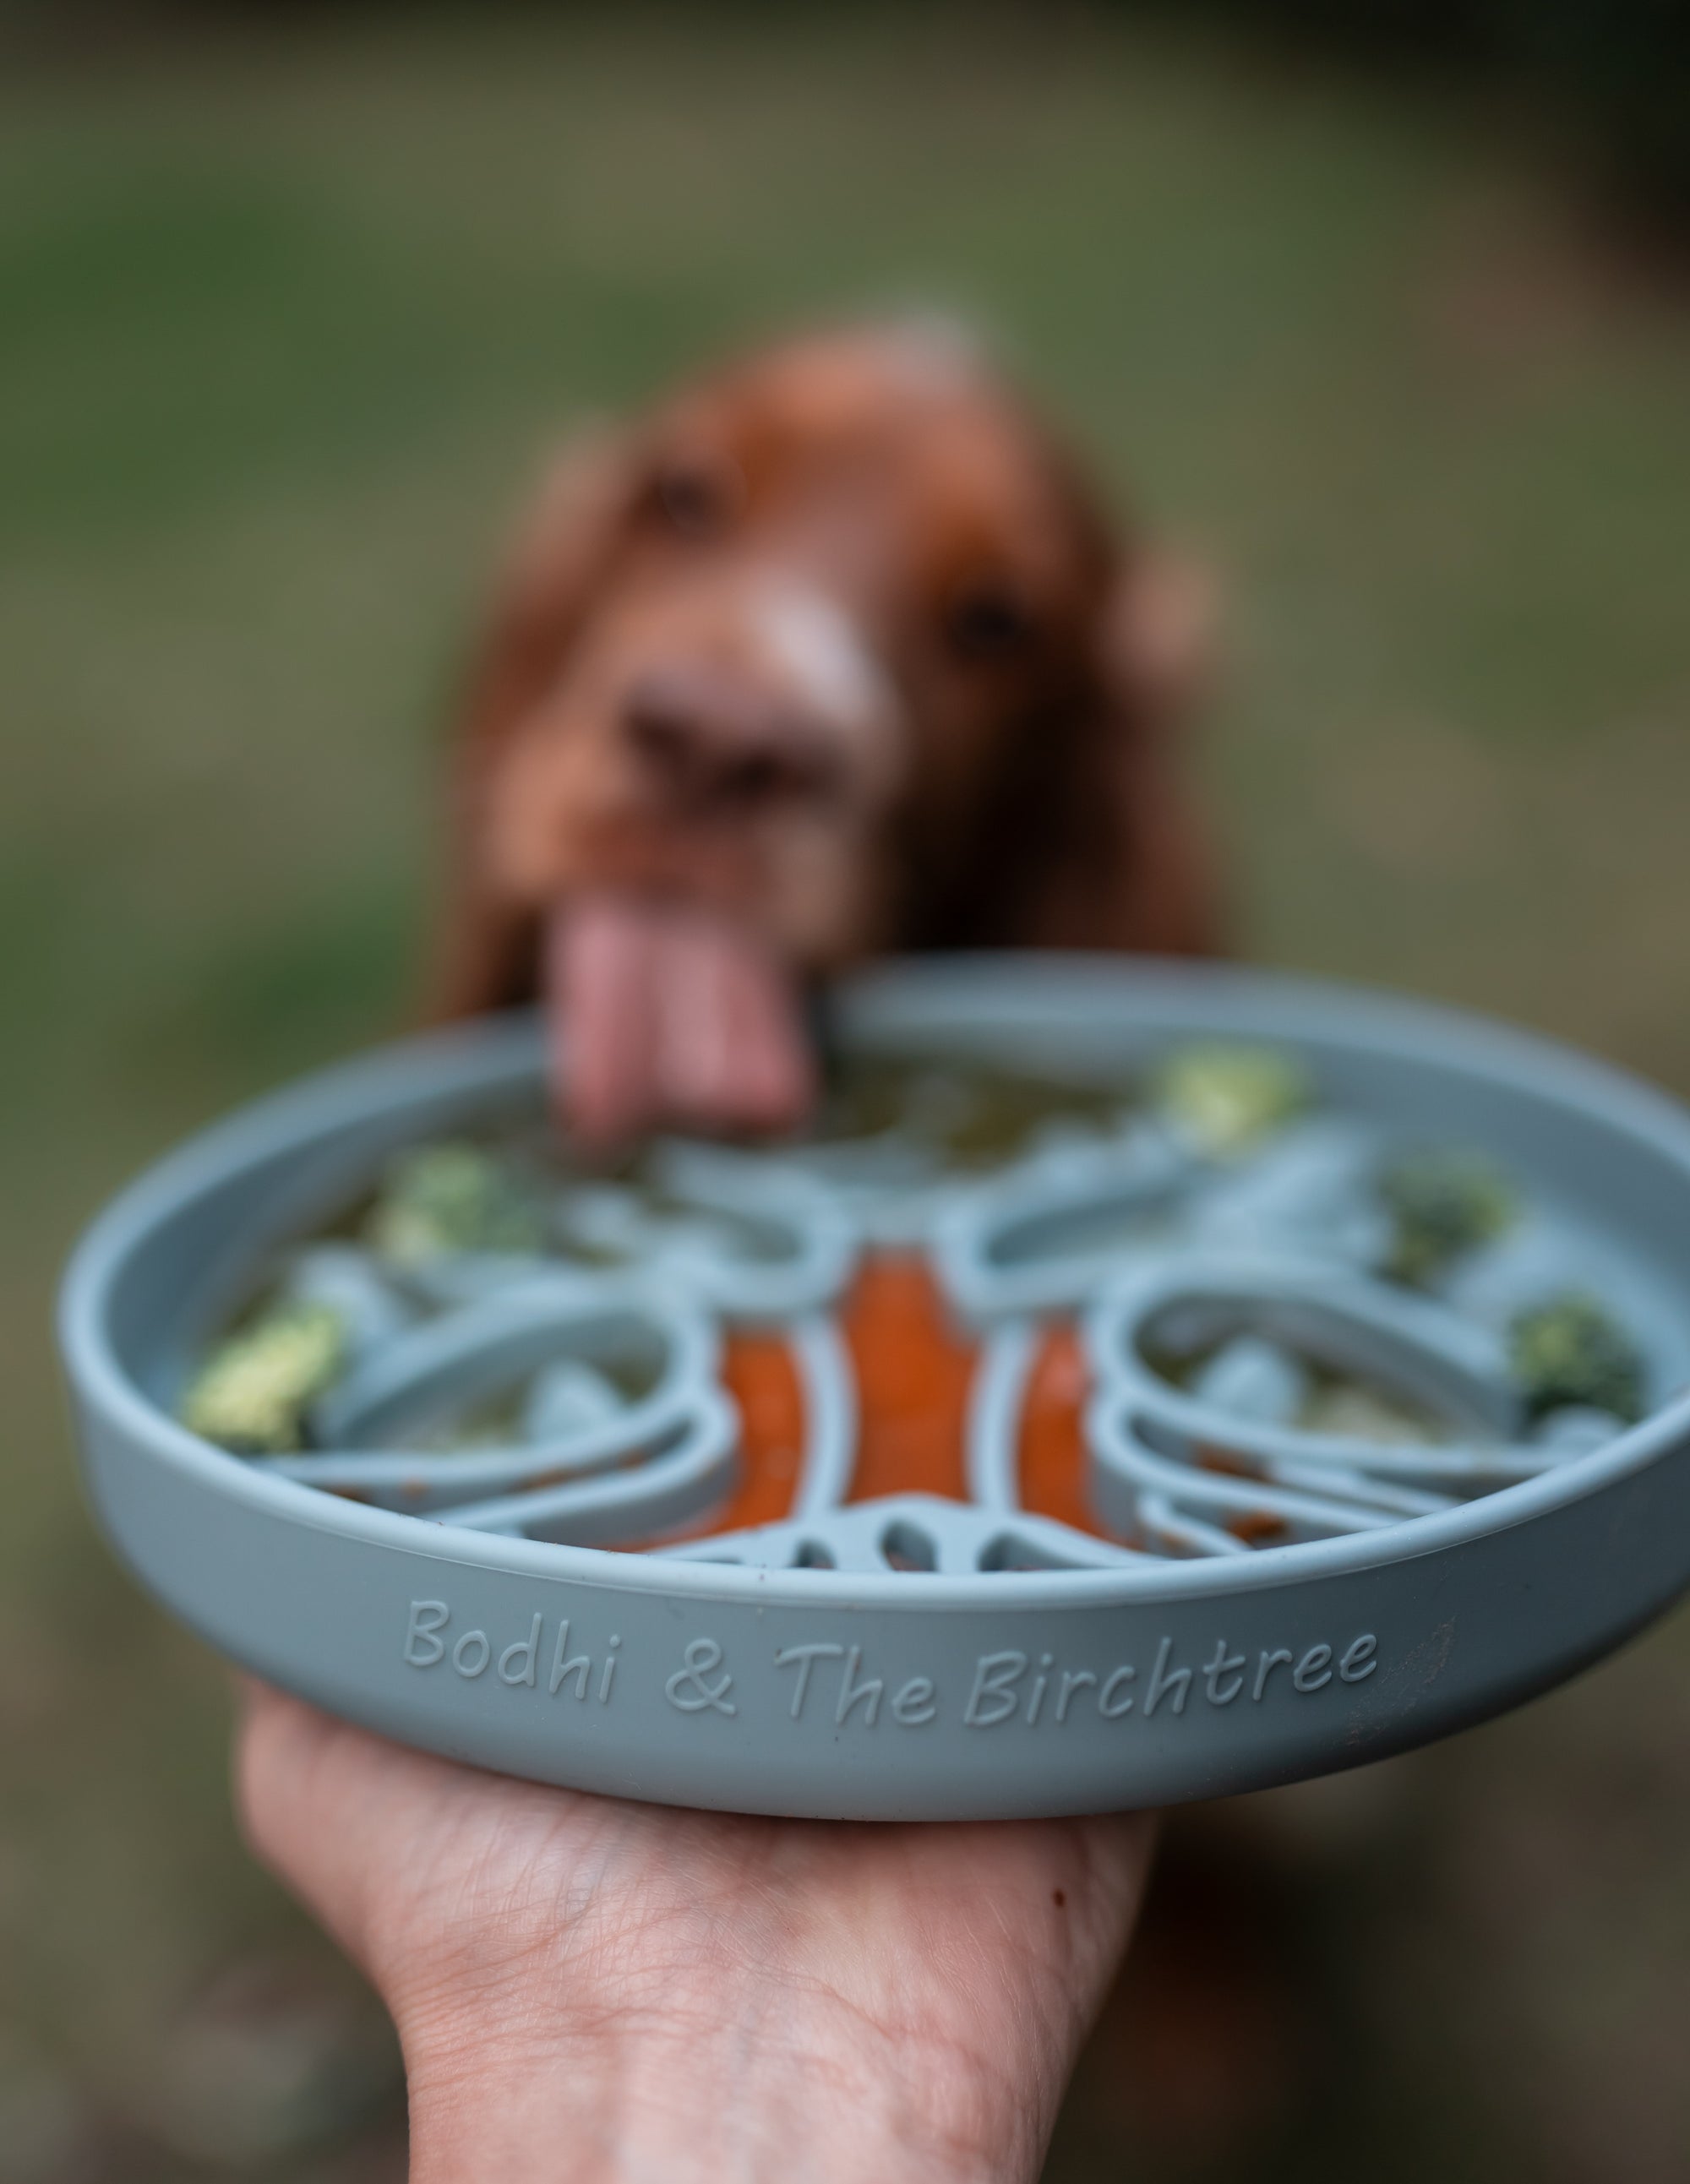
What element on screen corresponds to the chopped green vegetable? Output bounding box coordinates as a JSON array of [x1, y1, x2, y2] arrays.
[[180, 1300, 346, 1453], [366, 1141, 546, 1269], [1508, 1293, 1644, 1424], [1156, 1043, 1311, 1159], [1378, 1147, 1517, 1285]]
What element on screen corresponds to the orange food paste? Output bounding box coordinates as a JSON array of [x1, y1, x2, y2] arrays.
[[1014, 1324, 1098, 1533], [692, 1261, 1110, 1540], [713, 1331, 807, 1532], [842, 1255, 976, 1504]]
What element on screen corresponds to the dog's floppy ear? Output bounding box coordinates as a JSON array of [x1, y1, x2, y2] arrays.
[[429, 423, 645, 1020], [1024, 547, 1225, 957]]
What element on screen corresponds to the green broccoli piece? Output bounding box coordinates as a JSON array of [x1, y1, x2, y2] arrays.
[[180, 1300, 346, 1453], [1379, 1147, 1517, 1286], [366, 1141, 546, 1270], [1507, 1293, 1645, 1424], [1156, 1043, 1311, 1159]]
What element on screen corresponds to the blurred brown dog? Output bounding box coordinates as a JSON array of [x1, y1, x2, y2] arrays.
[[433, 321, 1220, 1143]]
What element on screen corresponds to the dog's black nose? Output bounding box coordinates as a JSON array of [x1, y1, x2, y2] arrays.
[[622, 667, 837, 810]]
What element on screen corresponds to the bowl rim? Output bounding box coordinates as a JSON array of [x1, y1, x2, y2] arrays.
[[59, 952, 1690, 1612]]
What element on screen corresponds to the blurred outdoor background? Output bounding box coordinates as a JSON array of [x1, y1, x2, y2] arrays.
[[3, 5, 1687, 2180]]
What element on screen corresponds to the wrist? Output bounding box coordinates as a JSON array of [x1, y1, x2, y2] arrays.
[[397, 1982, 1039, 2184]]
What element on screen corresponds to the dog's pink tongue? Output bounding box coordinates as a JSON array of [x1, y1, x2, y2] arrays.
[[548, 896, 814, 1150]]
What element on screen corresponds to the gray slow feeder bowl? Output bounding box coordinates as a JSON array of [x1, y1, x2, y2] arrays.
[[58, 958, 1690, 1820]]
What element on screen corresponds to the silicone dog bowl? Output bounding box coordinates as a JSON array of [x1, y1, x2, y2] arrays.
[[59, 958, 1690, 1820]]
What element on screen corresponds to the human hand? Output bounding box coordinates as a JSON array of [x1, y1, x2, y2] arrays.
[[238, 1683, 1153, 2184]]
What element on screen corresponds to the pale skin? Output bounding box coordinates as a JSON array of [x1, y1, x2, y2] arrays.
[[237, 1683, 1155, 2183]]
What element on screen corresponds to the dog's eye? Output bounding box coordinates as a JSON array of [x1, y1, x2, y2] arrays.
[[944, 584, 1033, 662], [651, 459, 737, 538]]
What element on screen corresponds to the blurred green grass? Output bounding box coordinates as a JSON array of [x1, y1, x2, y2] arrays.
[[2, 12, 1687, 2181]]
